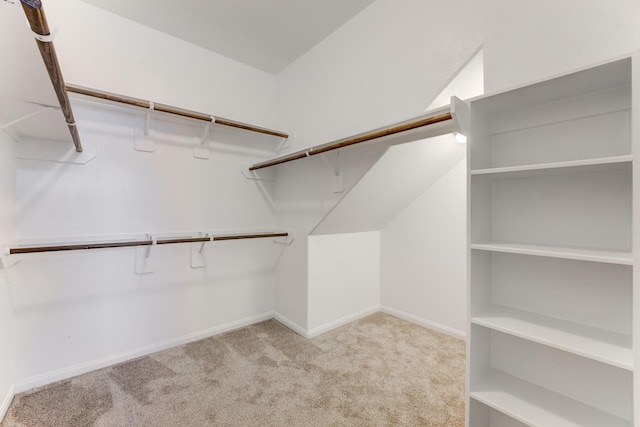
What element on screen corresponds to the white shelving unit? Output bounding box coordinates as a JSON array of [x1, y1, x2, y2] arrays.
[[467, 56, 637, 426]]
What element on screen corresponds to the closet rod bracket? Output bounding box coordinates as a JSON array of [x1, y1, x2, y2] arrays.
[[190, 233, 210, 268], [30, 26, 58, 43], [135, 234, 156, 274], [134, 104, 156, 152], [240, 164, 276, 181], [0, 248, 20, 286], [193, 118, 215, 159], [318, 152, 343, 193], [145, 102, 154, 137], [0, 106, 55, 132], [0, 251, 19, 270], [272, 230, 295, 245]]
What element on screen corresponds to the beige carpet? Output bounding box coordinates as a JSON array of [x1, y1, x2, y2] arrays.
[[1, 313, 466, 426]]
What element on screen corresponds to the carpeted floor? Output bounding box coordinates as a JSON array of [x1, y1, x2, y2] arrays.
[[1, 313, 466, 426]]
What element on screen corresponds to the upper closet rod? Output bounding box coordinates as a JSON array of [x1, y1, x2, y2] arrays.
[[65, 84, 290, 139], [9, 232, 289, 255], [21, 0, 83, 152], [249, 111, 453, 171]]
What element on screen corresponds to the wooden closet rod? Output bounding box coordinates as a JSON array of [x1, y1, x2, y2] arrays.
[[21, 0, 83, 152], [249, 112, 453, 171], [65, 84, 290, 139], [9, 232, 289, 255]]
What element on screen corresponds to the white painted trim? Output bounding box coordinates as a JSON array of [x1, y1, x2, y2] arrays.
[[10, 308, 465, 397], [0, 384, 15, 423], [306, 305, 380, 338], [380, 306, 467, 340], [14, 312, 274, 393], [272, 311, 308, 338]]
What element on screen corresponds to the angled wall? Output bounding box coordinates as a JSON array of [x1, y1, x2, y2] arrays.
[[274, 0, 639, 337], [381, 157, 467, 337], [274, 0, 484, 334]]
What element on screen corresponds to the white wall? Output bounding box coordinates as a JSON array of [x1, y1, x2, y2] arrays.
[[274, 0, 484, 334], [8, 0, 283, 389], [483, 0, 639, 94], [47, 0, 277, 128], [0, 131, 16, 419], [275, 0, 640, 338], [308, 231, 380, 335], [13, 105, 280, 389], [275, 0, 485, 151], [381, 158, 467, 337], [272, 149, 386, 332]]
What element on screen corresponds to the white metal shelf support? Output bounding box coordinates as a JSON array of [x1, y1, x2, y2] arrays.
[[190, 233, 210, 268], [0, 246, 19, 286], [0, 106, 55, 132], [134, 102, 156, 152], [135, 235, 156, 274], [193, 117, 215, 159], [318, 151, 344, 193]]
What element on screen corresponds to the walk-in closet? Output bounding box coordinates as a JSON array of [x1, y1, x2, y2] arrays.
[[1, 1, 639, 426]]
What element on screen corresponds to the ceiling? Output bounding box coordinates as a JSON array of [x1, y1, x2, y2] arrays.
[[80, 0, 377, 75]]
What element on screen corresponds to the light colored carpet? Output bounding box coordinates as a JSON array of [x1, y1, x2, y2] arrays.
[[1, 312, 466, 426]]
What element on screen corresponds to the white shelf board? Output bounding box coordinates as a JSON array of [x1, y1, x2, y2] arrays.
[[472, 305, 632, 370], [470, 242, 632, 265], [470, 155, 632, 176], [471, 370, 632, 427]]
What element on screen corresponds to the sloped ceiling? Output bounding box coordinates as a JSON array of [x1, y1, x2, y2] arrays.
[[79, 0, 377, 74]]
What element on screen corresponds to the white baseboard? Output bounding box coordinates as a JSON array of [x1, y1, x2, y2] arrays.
[[0, 384, 15, 423], [272, 312, 308, 337], [11, 308, 465, 396], [380, 306, 467, 340], [14, 311, 274, 393], [306, 305, 381, 338]]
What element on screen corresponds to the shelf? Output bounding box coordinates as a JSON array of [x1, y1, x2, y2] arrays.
[[248, 100, 464, 171], [468, 56, 635, 427], [470, 242, 632, 265], [470, 155, 632, 176], [472, 305, 632, 370], [66, 84, 289, 140], [471, 370, 632, 427]]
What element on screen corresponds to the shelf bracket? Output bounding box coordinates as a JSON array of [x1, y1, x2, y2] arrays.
[[134, 103, 156, 152], [190, 233, 210, 268], [16, 138, 97, 164], [274, 130, 294, 153], [2, 125, 22, 144], [193, 118, 214, 159], [0, 250, 18, 269], [240, 164, 276, 181], [0, 247, 19, 286], [135, 235, 156, 274], [0, 106, 55, 132], [450, 96, 470, 138], [318, 152, 343, 193], [272, 229, 295, 245]]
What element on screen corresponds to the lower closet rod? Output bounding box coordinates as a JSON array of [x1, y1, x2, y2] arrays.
[[9, 233, 289, 255]]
